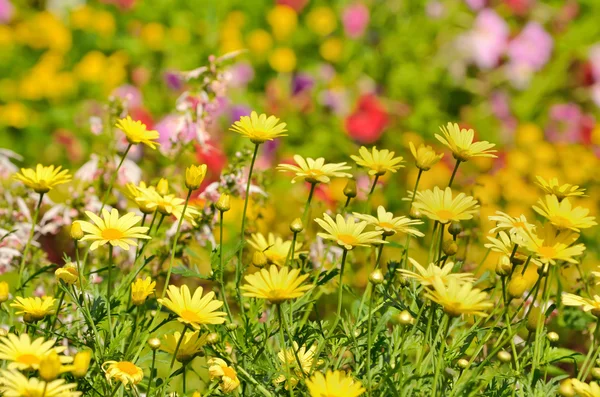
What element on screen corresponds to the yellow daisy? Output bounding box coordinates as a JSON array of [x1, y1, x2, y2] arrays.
[[314, 213, 386, 250], [488, 211, 535, 236], [230, 111, 287, 144], [535, 176, 586, 201], [518, 224, 586, 265], [274, 343, 320, 388], [115, 115, 160, 149], [162, 330, 208, 363], [248, 233, 304, 266], [13, 164, 71, 193], [102, 360, 144, 386], [0, 370, 81, 397], [277, 155, 352, 184], [484, 231, 522, 256], [0, 334, 71, 370], [350, 146, 405, 176], [571, 379, 600, 396], [399, 258, 475, 287], [208, 358, 241, 393], [562, 293, 600, 317], [125, 182, 156, 214], [185, 164, 208, 190], [78, 208, 150, 251], [532, 195, 596, 232], [157, 284, 227, 328], [409, 142, 444, 171], [424, 276, 493, 317], [305, 370, 365, 397], [353, 205, 424, 237], [412, 187, 479, 224], [131, 277, 156, 306], [241, 265, 312, 303], [10, 296, 56, 322], [134, 187, 200, 224], [435, 122, 497, 161]]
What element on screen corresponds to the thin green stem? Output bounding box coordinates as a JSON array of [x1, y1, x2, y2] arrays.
[[219, 210, 233, 322], [164, 324, 188, 396], [447, 159, 461, 188], [106, 245, 114, 343], [147, 349, 157, 396], [277, 305, 295, 397], [366, 286, 376, 395], [301, 182, 317, 226], [364, 175, 380, 213], [48, 289, 66, 334], [99, 143, 132, 213], [330, 249, 348, 334], [18, 192, 44, 290], [432, 316, 450, 397]]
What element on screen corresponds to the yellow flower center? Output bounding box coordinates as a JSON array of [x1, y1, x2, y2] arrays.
[[436, 209, 455, 222], [101, 228, 124, 240], [116, 361, 139, 375], [222, 366, 237, 379], [180, 309, 202, 323], [17, 354, 40, 365], [513, 221, 525, 228], [538, 246, 556, 259], [379, 222, 395, 230], [337, 234, 358, 247]]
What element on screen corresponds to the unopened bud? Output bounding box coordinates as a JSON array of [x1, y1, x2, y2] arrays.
[[409, 207, 421, 219], [206, 332, 220, 345], [216, 194, 231, 212], [252, 251, 268, 268], [148, 338, 161, 350], [343, 179, 357, 198], [497, 350, 512, 363], [369, 269, 384, 285], [527, 307, 542, 332], [547, 332, 559, 343], [0, 281, 8, 303], [185, 164, 207, 190], [72, 350, 92, 378], [55, 262, 79, 285], [442, 240, 458, 256], [398, 310, 414, 326], [290, 218, 304, 233], [448, 222, 462, 236], [70, 221, 84, 240], [156, 178, 169, 195], [457, 358, 469, 369], [226, 322, 239, 331], [39, 351, 61, 381], [495, 256, 512, 277], [507, 276, 528, 299], [558, 379, 575, 397]]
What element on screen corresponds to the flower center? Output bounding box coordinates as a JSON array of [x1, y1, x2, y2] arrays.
[[513, 221, 525, 228], [538, 246, 556, 259], [17, 354, 40, 365], [101, 228, 124, 240], [267, 289, 287, 303], [116, 361, 139, 375], [550, 216, 571, 229], [180, 309, 202, 323], [337, 234, 358, 247], [378, 222, 395, 230], [222, 366, 237, 380], [436, 209, 455, 223]]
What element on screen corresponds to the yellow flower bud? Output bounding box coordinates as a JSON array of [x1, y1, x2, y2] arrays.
[[409, 206, 422, 219], [206, 332, 220, 345], [156, 178, 169, 195], [0, 281, 9, 303], [148, 337, 161, 350], [55, 262, 79, 285], [448, 222, 462, 236], [369, 269, 384, 285], [290, 218, 303, 233], [497, 350, 511, 363], [442, 240, 458, 256], [70, 221, 84, 240], [495, 256, 512, 277], [397, 310, 414, 326], [39, 351, 62, 381], [216, 194, 231, 212], [409, 142, 444, 171], [457, 358, 469, 369], [185, 164, 207, 190], [252, 251, 268, 268], [547, 331, 559, 343], [527, 307, 542, 332], [558, 379, 575, 397], [507, 276, 528, 299], [72, 350, 92, 378], [343, 179, 357, 198]]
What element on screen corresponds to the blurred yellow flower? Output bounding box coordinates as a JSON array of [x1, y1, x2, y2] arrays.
[[307, 6, 337, 36], [532, 195, 596, 232], [435, 123, 497, 161], [320, 38, 344, 63], [0, 102, 30, 128], [247, 29, 273, 56], [0, 370, 80, 397], [351, 146, 405, 176], [141, 22, 165, 51], [0, 333, 70, 371], [562, 293, 600, 316], [131, 277, 156, 306], [267, 5, 297, 41], [306, 370, 365, 397], [315, 213, 386, 250], [424, 276, 493, 317], [400, 259, 475, 287], [409, 142, 444, 171], [230, 111, 287, 144], [248, 233, 303, 266], [535, 176, 587, 200], [72, 351, 92, 378], [269, 47, 297, 73], [115, 115, 160, 149], [102, 361, 143, 386], [0, 281, 8, 303], [241, 265, 312, 303], [208, 358, 241, 393], [277, 155, 352, 184], [14, 164, 71, 193], [94, 11, 116, 37], [412, 187, 479, 224], [74, 51, 107, 82], [10, 297, 56, 322], [275, 342, 319, 389]]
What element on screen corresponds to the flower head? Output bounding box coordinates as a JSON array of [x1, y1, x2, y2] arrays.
[[72, 351, 92, 378], [570, 379, 600, 397], [248, 233, 303, 266], [115, 115, 160, 149], [435, 123, 497, 161], [535, 176, 586, 200], [157, 285, 227, 328], [10, 296, 55, 322], [315, 213, 386, 250], [131, 277, 156, 306], [562, 293, 600, 317], [134, 187, 199, 224], [13, 164, 71, 193], [0, 334, 71, 371], [0, 370, 81, 397], [185, 164, 207, 190], [274, 343, 320, 389], [488, 211, 535, 237], [518, 224, 586, 265], [162, 330, 207, 363], [424, 276, 493, 317], [102, 361, 144, 386], [230, 111, 287, 144], [353, 206, 424, 237], [399, 258, 475, 287], [350, 146, 404, 176], [277, 155, 352, 184], [208, 358, 241, 393], [78, 209, 150, 251], [412, 187, 479, 224], [306, 370, 365, 397], [409, 142, 444, 171], [55, 262, 79, 285], [532, 195, 596, 232], [125, 182, 156, 214], [241, 265, 312, 303]]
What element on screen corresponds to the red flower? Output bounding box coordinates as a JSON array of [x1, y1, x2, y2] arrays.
[[344, 95, 388, 144]]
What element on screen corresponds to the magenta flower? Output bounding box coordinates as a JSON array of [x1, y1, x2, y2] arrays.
[[342, 3, 369, 39], [464, 0, 486, 11], [0, 0, 14, 24], [546, 103, 594, 144], [507, 22, 553, 71], [468, 9, 509, 69]]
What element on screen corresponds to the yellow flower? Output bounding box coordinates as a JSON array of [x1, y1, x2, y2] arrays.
[[275, 343, 320, 389], [267, 5, 297, 41], [115, 115, 160, 149], [350, 146, 405, 176], [162, 330, 208, 363], [571, 379, 600, 397], [409, 142, 444, 171], [125, 182, 156, 214], [10, 296, 56, 322], [208, 358, 241, 393], [269, 47, 297, 73], [424, 276, 493, 317], [241, 265, 312, 303], [307, 7, 337, 36], [0, 334, 71, 370], [230, 111, 287, 144], [399, 258, 475, 287], [248, 233, 304, 266], [72, 350, 92, 378], [102, 361, 144, 386], [78, 209, 150, 251], [185, 164, 208, 190], [435, 123, 497, 161], [39, 351, 63, 381], [247, 29, 273, 55], [305, 370, 365, 397], [13, 164, 71, 193], [532, 195, 596, 232], [353, 206, 424, 237], [157, 285, 227, 328], [70, 221, 84, 240], [131, 277, 156, 306], [412, 187, 479, 224], [55, 262, 78, 285], [562, 293, 600, 317], [277, 155, 352, 184], [0, 370, 81, 397], [156, 178, 169, 195], [134, 186, 199, 224], [488, 211, 535, 236], [320, 38, 344, 63], [0, 281, 9, 303], [484, 231, 521, 256], [518, 224, 586, 265], [315, 213, 386, 250], [535, 176, 586, 200]]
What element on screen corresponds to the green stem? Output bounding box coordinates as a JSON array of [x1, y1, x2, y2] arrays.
[[432, 316, 450, 397], [164, 324, 187, 396], [409, 169, 422, 210], [301, 182, 317, 227], [364, 175, 380, 213], [147, 349, 157, 397], [106, 245, 114, 343], [280, 302, 306, 378], [99, 143, 132, 213], [358, 238, 386, 320], [329, 249, 348, 334], [277, 305, 295, 397], [48, 289, 66, 334], [219, 210, 233, 322], [18, 192, 44, 290], [182, 362, 187, 394], [447, 159, 461, 188], [367, 286, 376, 395]]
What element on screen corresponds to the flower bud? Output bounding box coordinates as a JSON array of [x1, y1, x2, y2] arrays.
[[442, 240, 458, 256], [55, 262, 79, 285], [343, 179, 357, 198], [185, 164, 207, 190], [226, 322, 239, 331], [216, 194, 231, 212], [527, 307, 541, 332], [457, 358, 469, 369], [497, 350, 512, 363], [207, 332, 220, 345], [252, 251, 268, 268], [507, 276, 528, 299], [547, 331, 559, 343], [0, 281, 8, 303], [558, 379, 575, 397], [72, 350, 92, 378], [39, 351, 62, 381], [592, 368, 600, 380], [148, 338, 161, 350], [369, 269, 384, 285], [0, 328, 7, 337], [448, 222, 462, 237], [156, 178, 169, 195], [70, 221, 84, 240], [398, 310, 414, 326], [495, 256, 512, 277], [409, 206, 421, 219], [290, 218, 304, 233]]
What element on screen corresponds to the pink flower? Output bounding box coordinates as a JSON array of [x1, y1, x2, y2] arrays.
[[464, 0, 486, 11], [546, 103, 595, 144], [589, 44, 600, 82], [342, 4, 369, 39], [468, 9, 509, 69], [507, 22, 553, 71], [112, 85, 143, 109], [0, 0, 14, 24]]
